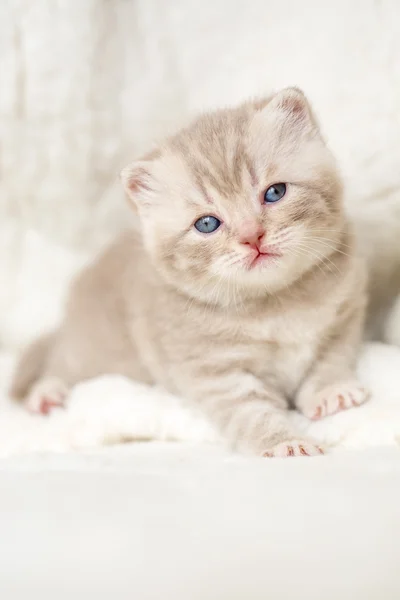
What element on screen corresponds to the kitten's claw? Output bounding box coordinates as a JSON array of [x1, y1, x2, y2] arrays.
[[25, 377, 68, 415], [300, 381, 369, 421], [263, 440, 324, 458]]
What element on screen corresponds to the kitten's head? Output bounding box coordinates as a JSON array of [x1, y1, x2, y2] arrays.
[[121, 88, 344, 303]]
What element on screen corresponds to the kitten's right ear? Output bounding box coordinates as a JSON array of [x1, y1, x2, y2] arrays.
[[120, 161, 154, 208], [120, 148, 162, 207]]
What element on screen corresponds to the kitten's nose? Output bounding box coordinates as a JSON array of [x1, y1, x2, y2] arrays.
[[239, 224, 265, 250]]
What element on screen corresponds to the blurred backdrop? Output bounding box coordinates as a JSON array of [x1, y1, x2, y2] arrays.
[[1, 0, 399, 348]]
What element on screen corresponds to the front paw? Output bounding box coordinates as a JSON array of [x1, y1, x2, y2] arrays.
[[263, 440, 324, 458], [299, 380, 369, 421], [25, 377, 68, 415]]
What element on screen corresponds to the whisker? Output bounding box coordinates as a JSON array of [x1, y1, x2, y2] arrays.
[[289, 246, 335, 279], [299, 236, 351, 257], [292, 242, 342, 278]]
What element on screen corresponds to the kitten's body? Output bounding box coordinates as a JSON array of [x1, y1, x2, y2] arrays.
[[11, 89, 368, 456]]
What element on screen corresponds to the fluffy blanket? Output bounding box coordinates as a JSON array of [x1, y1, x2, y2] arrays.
[[1, 342, 399, 457]]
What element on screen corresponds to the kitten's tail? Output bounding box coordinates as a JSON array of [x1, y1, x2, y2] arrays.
[[9, 331, 56, 401]]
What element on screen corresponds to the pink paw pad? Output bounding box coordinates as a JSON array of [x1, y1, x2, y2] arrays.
[[263, 440, 324, 458], [37, 396, 65, 415], [309, 382, 369, 421]]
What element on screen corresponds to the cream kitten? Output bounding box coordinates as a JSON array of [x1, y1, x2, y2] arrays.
[[10, 88, 369, 457]]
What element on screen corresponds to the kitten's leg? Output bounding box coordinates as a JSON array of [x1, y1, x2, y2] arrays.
[[10, 331, 69, 414], [296, 307, 369, 420], [11, 330, 75, 414], [189, 372, 323, 457], [10, 332, 55, 401]]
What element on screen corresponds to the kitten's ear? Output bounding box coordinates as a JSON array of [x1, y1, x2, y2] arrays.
[[120, 149, 160, 208], [120, 162, 153, 206], [264, 87, 319, 136]]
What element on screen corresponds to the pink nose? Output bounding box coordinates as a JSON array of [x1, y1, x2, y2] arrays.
[[239, 224, 265, 250]]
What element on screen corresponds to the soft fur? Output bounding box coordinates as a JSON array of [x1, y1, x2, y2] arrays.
[[10, 88, 368, 457]]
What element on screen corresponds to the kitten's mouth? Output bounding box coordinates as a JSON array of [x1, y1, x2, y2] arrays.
[[248, 249, 282, 269]]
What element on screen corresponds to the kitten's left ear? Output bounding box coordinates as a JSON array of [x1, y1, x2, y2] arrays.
[[264, 87, 319, 136]]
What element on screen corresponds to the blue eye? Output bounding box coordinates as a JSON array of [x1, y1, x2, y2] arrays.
[[264, 183, 287, 203], [194, 215, 221, 234]]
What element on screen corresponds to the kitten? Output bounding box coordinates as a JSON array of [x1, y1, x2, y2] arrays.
[[10, 88, 369, 457]]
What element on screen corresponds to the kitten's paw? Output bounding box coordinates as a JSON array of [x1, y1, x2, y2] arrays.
[[263, 440, 324, 458], [300, 381, 369, 421], [25, 377, 68, 415]]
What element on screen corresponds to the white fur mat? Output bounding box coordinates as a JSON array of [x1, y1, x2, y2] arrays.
[[1, 443, 399, 600], [1, 342, 399, 458]]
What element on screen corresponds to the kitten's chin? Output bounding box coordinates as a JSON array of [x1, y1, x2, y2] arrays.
[[168, 265, 302, 307], [235, 269, 300, 297], [204, 264, 301, 304]]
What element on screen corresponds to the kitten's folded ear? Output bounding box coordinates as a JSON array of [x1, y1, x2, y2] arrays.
[[120, 149, 160, 208], [263, 87, 320, 137], [120, 162, 152, 207]]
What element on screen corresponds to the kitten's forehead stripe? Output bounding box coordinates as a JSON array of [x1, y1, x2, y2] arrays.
[[170, 104, 258, 200], [193, 172, 214, 206], [243, 152, 258, 187]]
